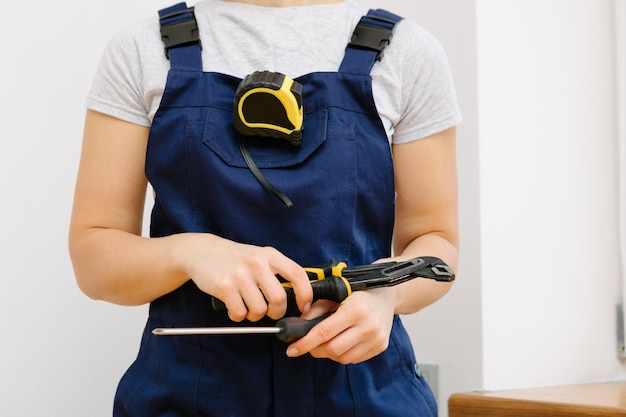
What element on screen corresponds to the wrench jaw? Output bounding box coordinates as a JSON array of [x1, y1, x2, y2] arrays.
[[429, 263, 456, 282]]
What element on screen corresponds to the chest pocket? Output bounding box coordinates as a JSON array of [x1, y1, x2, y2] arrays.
[[201, 107, 330, 169]]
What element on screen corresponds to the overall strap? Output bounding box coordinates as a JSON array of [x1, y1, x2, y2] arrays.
[[339, 9, 403, 74], [159, 2, 203, 70]]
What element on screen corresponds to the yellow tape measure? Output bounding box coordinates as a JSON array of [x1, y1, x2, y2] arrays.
[[233, 71, 304, 146]]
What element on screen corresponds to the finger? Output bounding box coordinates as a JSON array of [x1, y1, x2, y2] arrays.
[[315, 321, 389, 364], [248, 258, 289, 319], [285, 313, 344, 358], [309, 325, 360, 361], [258, 279, 287, 320], [299, 300, 336, 320], [220, 294, 248, 322], [239, 285, 268, 322], [273, 260, 313, 313]]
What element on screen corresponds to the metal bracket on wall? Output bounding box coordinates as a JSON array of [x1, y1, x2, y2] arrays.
[[617, 304, 625, 359], [420, 363, 439, 400]]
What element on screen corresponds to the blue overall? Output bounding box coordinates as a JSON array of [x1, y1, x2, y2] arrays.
[[113, 4, 437, 416]]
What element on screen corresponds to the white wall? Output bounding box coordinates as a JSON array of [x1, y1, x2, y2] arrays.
[[0, 0, 623, 416], [1, 1, 170, 416], [477, 0, 625, 391]]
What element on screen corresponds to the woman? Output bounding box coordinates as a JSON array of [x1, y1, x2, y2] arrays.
[[69, 0, 461, 415]]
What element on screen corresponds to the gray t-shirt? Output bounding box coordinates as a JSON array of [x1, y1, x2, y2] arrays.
[[86, 0, 462, 144]]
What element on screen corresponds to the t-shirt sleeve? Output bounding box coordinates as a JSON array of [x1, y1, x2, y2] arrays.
[[84, 24, 153, 127], [391, 21, 463, 144]]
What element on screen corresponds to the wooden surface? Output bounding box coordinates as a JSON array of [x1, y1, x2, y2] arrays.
[[448, 382, 626, 417]]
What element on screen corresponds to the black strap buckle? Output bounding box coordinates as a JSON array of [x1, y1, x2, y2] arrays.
[[347, 15, 398, 61], [160, 8, 201, 59]]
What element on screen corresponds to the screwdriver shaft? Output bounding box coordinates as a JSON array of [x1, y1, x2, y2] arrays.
[[152, 313, 329, 342], [153, 327, 280, 336]]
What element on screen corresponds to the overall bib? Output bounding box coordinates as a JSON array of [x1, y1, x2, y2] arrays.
[[113, 4, 437, 416]]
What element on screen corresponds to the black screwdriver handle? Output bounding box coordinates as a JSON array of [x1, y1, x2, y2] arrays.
[[211, 276, 351, 312], [276, 313, 330, 343]]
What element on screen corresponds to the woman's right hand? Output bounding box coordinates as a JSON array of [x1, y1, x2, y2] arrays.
[[173, 233, 313, 322]]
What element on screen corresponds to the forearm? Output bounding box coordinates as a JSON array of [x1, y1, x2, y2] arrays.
[[70, 228, 191, 306], [391, 232, 457, 315], [70, 224, 315, 319]]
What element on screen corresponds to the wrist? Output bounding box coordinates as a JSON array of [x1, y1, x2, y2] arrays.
[[167, 232, 205, 279]]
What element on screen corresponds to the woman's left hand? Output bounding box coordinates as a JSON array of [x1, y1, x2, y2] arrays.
[[285, 287, 396, 364]]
